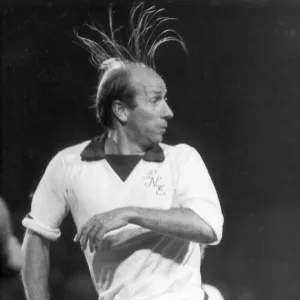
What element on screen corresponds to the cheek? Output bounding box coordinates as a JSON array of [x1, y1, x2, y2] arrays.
[[128, 109, 156, 130]]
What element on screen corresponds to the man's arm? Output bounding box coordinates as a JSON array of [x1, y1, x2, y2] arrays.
[[21, 153, 70, 299], [128, 207, 216, 243], [22, 229, 50, 300], [74, 206, 217, 252], [75, 145, 223, 252]]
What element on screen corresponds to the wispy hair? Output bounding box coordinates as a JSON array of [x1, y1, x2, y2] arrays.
[[74, 2, 188, 71]]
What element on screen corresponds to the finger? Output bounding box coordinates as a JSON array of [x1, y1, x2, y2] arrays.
[[89, 226, 102, 252], [95, 228, 106, 251], [74, 226, 85, 242], [80, 224, 96, 251]]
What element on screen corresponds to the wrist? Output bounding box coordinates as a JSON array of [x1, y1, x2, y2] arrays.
[[124, 206, 139, 223]]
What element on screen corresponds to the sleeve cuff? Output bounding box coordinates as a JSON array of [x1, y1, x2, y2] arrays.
[[22, 215, 61, 241], [180, 198, 224, 245]]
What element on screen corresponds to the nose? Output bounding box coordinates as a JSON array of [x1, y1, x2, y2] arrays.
[[162, 100, 174, 120]]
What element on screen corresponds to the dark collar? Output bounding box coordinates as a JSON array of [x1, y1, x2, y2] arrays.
[[80, 133, 165, 162]]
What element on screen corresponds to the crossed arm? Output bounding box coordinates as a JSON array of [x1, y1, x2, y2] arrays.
[[74, 206, 217, 252], [22, 206, 216, 300]]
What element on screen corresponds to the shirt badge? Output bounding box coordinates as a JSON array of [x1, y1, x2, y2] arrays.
[[143, 170, 166, 196]]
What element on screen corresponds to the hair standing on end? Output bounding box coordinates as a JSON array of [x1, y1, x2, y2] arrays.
[[74, 2, 188, 128]]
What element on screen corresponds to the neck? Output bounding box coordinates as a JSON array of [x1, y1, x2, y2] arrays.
[[106, 128, 146, 155]]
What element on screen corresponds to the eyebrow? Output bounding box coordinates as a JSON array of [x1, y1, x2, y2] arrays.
[[150, 90, 167, 97]]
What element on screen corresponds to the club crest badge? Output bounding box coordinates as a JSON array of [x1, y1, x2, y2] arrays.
[[143, 170, 166, 195]]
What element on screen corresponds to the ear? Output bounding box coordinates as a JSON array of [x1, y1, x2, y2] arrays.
[[111, 100, 129, 124]]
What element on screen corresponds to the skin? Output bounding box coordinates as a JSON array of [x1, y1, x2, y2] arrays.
[[0, 197, 23, 282], [22, 230, 50, 300], [106, 65, 174, 155], [122, 66, 174, 148], [74, 207, 216, 252]]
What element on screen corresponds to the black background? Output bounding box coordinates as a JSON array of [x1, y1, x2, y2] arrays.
[[1, 0, 300, 299]]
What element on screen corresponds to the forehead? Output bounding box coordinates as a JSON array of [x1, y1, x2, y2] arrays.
[[128, 66, 166, 96]]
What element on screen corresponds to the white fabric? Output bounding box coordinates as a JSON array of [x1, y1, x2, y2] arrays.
[[174, 146, 223, 245], [22, 217, 61, 240], [202, 284, 225, 300], [22, 152, 70, 241], [23, 141, 224, 300]]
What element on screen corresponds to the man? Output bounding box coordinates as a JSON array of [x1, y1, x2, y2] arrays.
[[0, 196, 23, 283], [21, 4, 224, 300]]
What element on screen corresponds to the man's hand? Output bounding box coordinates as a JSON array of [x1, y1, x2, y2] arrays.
[[74, 207, 132, 252]]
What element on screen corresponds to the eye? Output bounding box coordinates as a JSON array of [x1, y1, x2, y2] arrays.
[[151, 97, 162, 104], [149, 93, 167, 104]]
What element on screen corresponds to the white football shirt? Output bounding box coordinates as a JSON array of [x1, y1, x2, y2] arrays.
[[22, 135, 224, 300]]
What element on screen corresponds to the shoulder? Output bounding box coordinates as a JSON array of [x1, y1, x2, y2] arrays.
[[33, 141, 92, 186], [51, 140, 91, 166], [160, 142, 200, 160], [159, 143, 204, 171], [59, 140, 90, 157]]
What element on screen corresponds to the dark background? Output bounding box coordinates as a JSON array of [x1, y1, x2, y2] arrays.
[[1, 0, 300, 299]]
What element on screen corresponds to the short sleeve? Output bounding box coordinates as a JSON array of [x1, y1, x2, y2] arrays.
[[174, 145, 224, 245], [22, 152, 70, 241]]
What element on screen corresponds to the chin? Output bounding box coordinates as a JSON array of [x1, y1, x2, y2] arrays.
[[143, 133, 164, 147], [152, 135, 163, 144]]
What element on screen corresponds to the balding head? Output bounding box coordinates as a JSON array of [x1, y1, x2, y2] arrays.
[[127, 64, 166, 97], [108, 64, 173, 147], [95, 62, 166, 129]]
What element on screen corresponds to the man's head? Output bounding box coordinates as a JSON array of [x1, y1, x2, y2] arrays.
[[0, 197, 23, 282], [75, 3, 187, 144], [96, 62, 173, 146]]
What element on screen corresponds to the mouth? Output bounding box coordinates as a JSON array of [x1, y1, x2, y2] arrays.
[[160, 126, 167, 133], [158, 122, 168, 134], [162, 122, 168, 129]]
